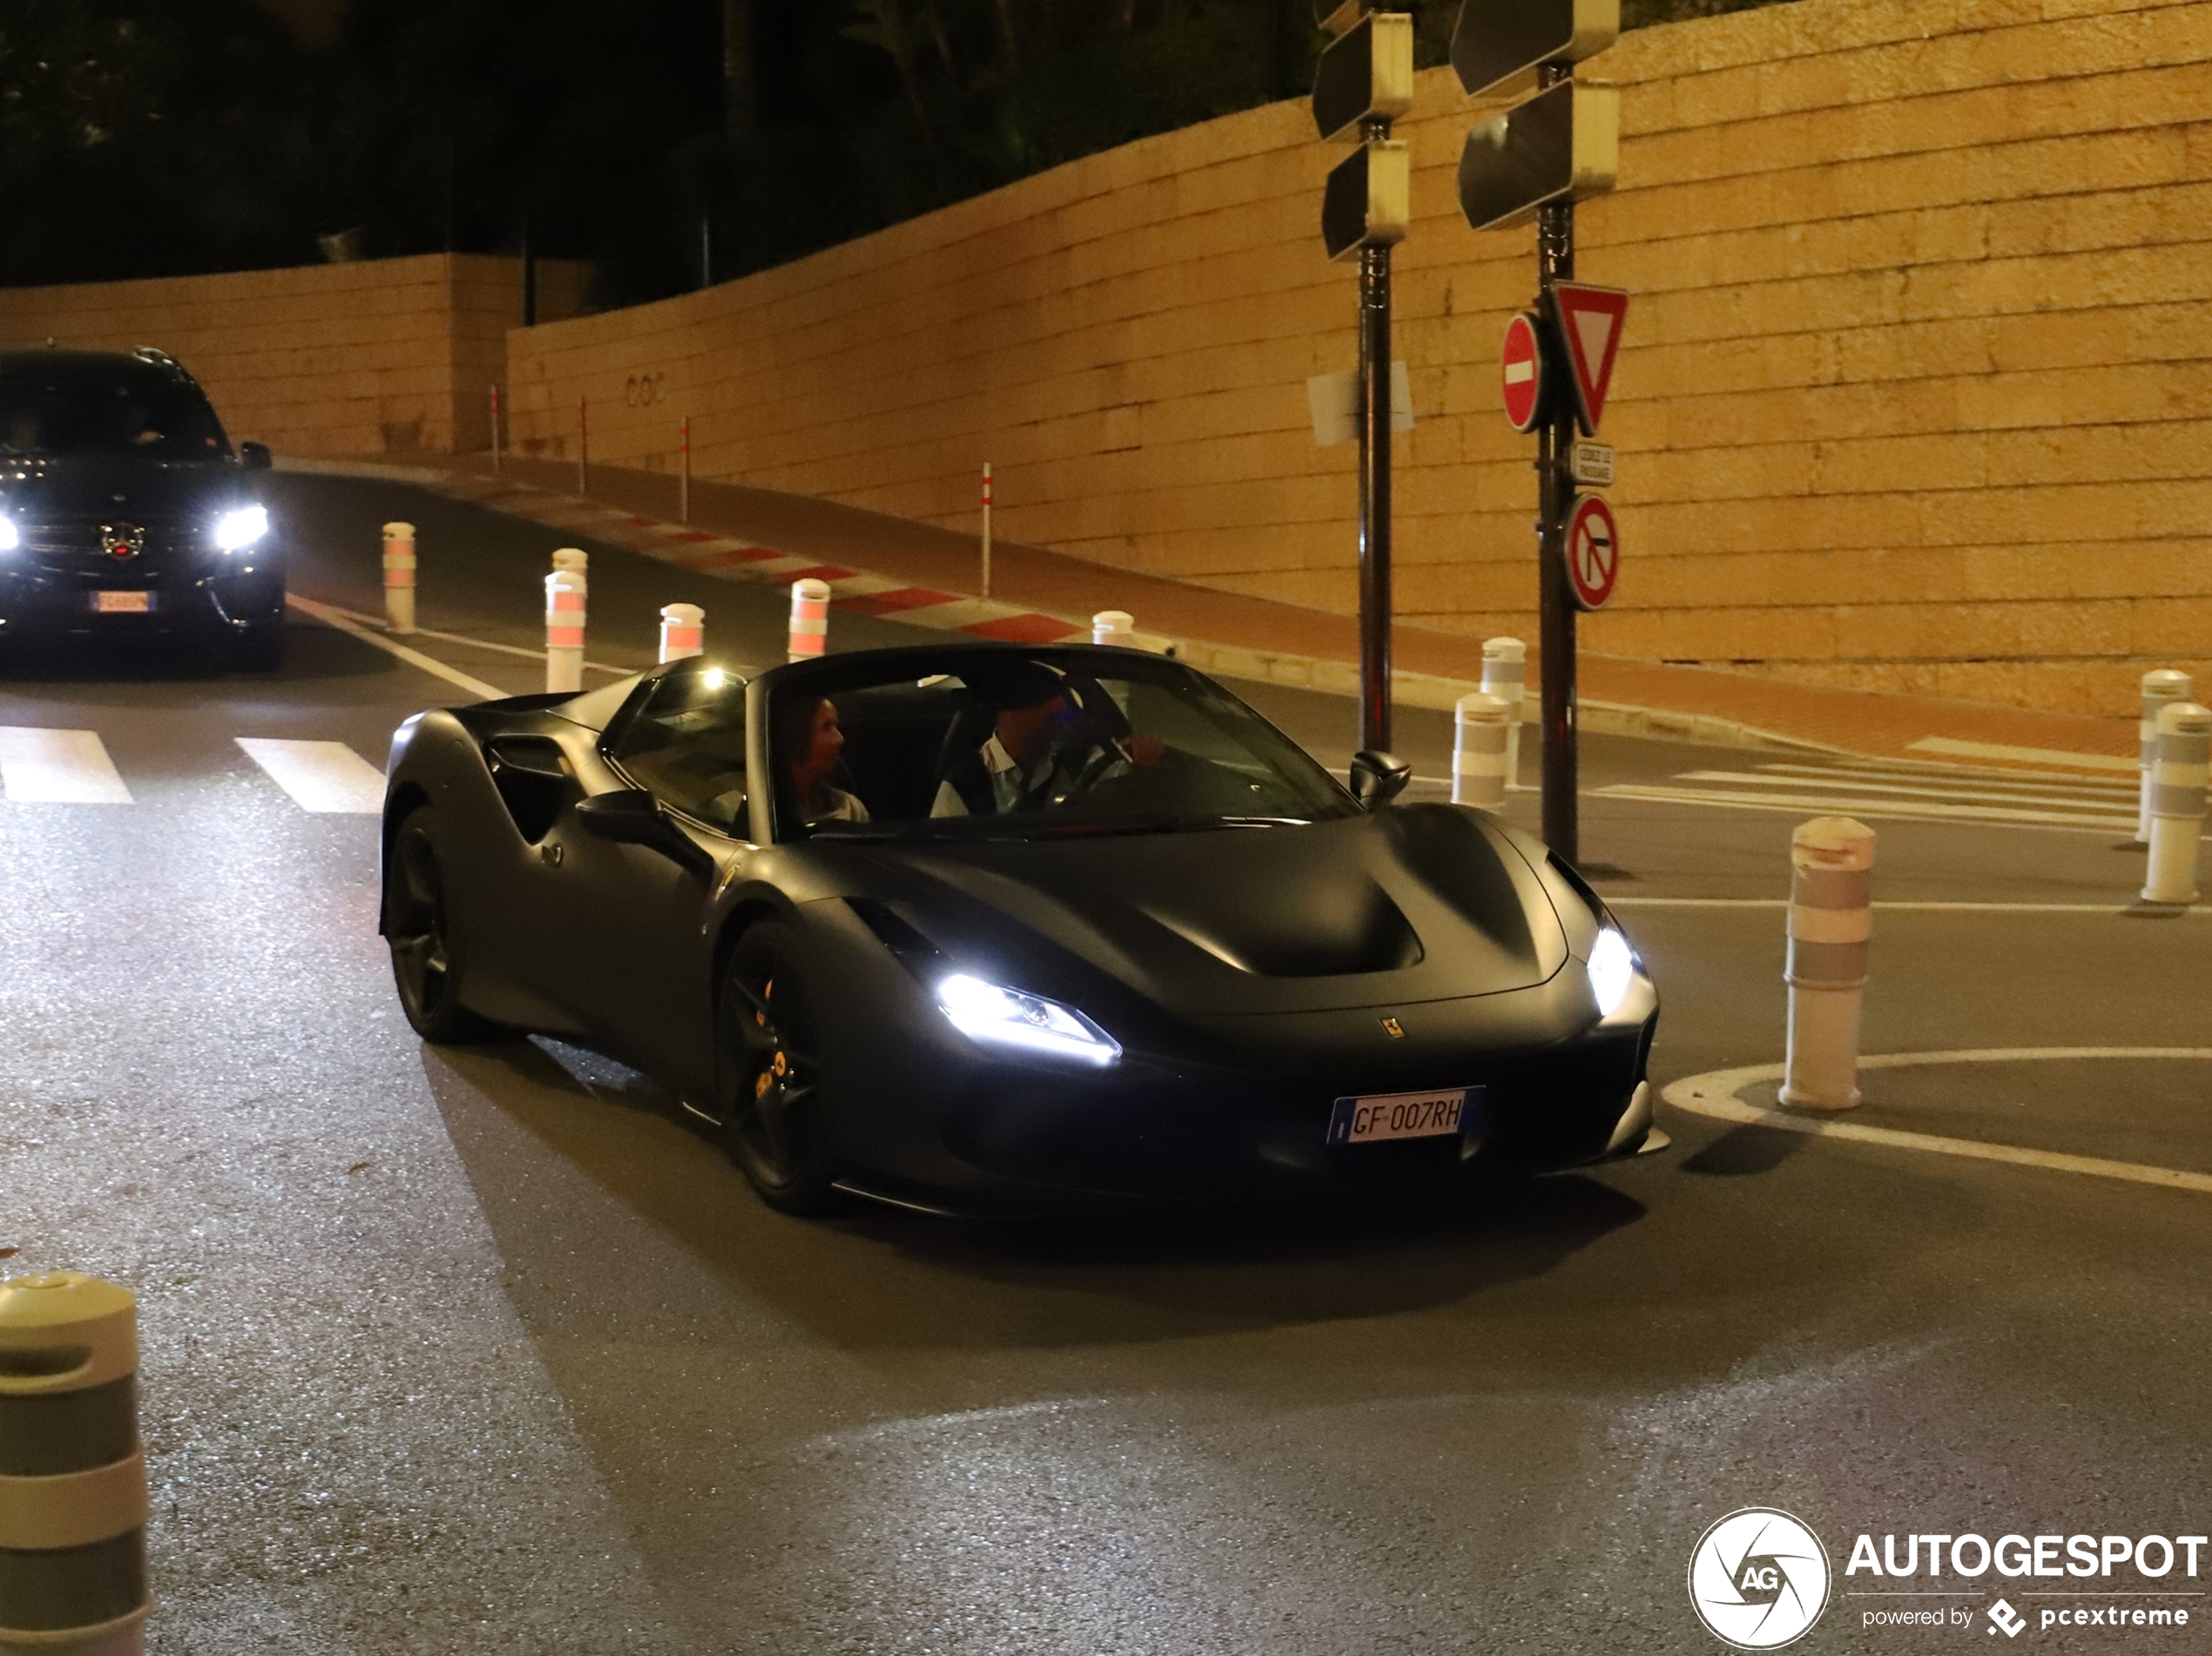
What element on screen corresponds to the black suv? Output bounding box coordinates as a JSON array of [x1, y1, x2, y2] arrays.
[[0, 347, 284, 669]]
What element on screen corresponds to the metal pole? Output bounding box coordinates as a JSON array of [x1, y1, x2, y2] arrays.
[[980, 461, 994, 599], [489, 383, 501, 473], [577, 397, 588, 496], [1535, 64, 1577, 860], [1356, 118, 1393, 756], [680, 415, 691, 523]]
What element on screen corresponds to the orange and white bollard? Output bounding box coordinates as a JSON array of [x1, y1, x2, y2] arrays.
[[1481, 637, 1526, 792], [545, 548, 588, 693], [1781, 816, 1875, 1111], [659, 603, 705, 664], [2141, 701, 2210, 905], [2137, 669, 2192, 843], [787, 578, 830, 664], [1453, 691, 1512, 812], [381, 521, 416, 635], [0, 1271, 149, 1656], [1091, 610, 1134, 647]]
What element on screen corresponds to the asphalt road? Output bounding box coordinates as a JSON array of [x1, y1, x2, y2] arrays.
[[5, 474, 2209, 1655]]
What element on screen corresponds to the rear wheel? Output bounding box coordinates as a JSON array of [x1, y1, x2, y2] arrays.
[[716, 921, 840, 1213], [385, 807, 501, 1042]]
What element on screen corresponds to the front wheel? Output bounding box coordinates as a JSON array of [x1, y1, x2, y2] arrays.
[[715, 921, 840, 1213], [384, 807, 502, 1043]]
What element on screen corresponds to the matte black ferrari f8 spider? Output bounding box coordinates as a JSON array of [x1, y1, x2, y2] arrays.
[[380, 643, 1659, 1214]]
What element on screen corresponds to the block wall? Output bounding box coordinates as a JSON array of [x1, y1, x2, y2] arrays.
[[509, 0, 2212, 713], [0, 254, 585, 456]]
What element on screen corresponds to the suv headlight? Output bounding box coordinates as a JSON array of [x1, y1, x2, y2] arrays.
[[1587, 927, 1636, 1018], [214, 504, 268, 551], [0, 516, 18, 552], [936, 973, 1122, 1066]]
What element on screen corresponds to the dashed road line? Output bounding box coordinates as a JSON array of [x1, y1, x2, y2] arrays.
[[288, 593, 505, 700], [1662, 1048, 2212, 1196]]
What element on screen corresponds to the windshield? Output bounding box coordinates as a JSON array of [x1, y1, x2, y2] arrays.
[[0, 373, 229, 460], [769, 651, 1358, 842]]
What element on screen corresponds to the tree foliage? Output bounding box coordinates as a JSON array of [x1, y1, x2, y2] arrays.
[[0, 0, 1791, 304]]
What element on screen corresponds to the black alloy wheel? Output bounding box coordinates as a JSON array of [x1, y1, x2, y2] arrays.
[[385, 808, 499, 1043], [716, 921, 840, 1213]]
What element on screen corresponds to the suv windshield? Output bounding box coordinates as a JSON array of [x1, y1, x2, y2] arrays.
[[769, 651, 1358, 841], [0, 373, 228, 460]]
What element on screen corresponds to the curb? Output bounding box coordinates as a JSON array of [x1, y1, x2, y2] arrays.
[[276, 454, 1835, 755]]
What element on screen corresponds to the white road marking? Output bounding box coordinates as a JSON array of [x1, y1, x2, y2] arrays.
[[1707, 767, 2137, 809], [288, 594, 505, 700], [235, 739, 386, 814], [1908, 736, 2135, 773], [1761, 760, 2135, 799], [305, 598, 633, 675], [1595, 782, 2136, 835], [1609, 897, 2210, 914], [1662, 1048, 2212, 1196], [0, 727, 132, 804]]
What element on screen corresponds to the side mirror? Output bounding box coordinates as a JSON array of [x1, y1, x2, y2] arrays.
[[238, 441, 273, 471], [1348, 749, 1412, 809], [576, 788, 713, 875]]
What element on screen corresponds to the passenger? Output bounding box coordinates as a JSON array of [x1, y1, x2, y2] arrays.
[[779, 693, 869, 824]]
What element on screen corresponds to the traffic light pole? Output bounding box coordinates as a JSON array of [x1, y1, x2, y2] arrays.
[[1534, 62, 1578, 861], [1357, 126, 1394, 756]]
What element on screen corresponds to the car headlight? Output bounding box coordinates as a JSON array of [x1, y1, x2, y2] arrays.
[[936, 973, 1122, 1066], [0, 516, 17, 552], [1587, 927, 1636, 1018], [213, 504, 268, 551]]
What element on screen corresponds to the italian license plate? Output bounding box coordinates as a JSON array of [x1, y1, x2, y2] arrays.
[[93, 591, 152, 614], [1326, 1086, 1477, 1146]]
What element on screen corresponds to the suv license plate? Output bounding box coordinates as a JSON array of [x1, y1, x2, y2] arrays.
[[1327, 1087, 1473, 1146], [93, 591, 152, 614]]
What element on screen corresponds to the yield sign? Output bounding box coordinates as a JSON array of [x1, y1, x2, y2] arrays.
[[1500, 312, 1545, 433], [1564, 493, 1619, 612], [1549, 282, 1629, 434]]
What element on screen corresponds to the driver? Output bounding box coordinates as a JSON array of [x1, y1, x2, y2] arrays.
[[931, 660, 1162, 816]]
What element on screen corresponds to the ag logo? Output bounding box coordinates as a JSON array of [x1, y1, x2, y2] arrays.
[[1688, 1507, 1832, 1649]]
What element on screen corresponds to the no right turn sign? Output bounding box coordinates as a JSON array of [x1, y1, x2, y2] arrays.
[[1565, 493, 1620, 611]]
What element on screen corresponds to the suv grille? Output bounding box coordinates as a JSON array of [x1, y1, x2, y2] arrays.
[[17, 514, 206, 565]]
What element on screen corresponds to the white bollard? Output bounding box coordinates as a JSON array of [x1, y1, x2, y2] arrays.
[[2140, 701, 2210, 905], [544, 548, 587, 693], [788, 578, 830, 664], [2136, 669, 2192, 843], [658, 602, 705, 664], [0, 1271, 149, 1656], [1453, 692, 1512, 812], [1781, 816, 1875, 1112], [1481, 637, 1527, 790], [1092, 610, 1134, 647], [381, 521, 416, 636]]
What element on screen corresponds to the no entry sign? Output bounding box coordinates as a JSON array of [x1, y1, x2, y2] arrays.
[[1500, 312, 1545, 432], [1564, 493, 1619, 611]]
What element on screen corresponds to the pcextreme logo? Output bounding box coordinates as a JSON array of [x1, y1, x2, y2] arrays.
[[1689, 1507, 1834, 1649]]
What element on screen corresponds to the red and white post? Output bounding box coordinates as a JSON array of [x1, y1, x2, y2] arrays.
[[2141, 701, 2211, 906], [787, 578, 830, 664], [1091, 610, 1134, 647], [576, 397, 589, 496], [545, 548, 588, 693], [979, 462, 993, 600], [659, 603, 705, 664], [1453, 691, 1512, 812], [381, 521, 416, 635], [2137, 669, 2192, 843], [679, 415, 691, 524], [1781, 816, 1875, 1111], [1480, 637, 1526, 792]]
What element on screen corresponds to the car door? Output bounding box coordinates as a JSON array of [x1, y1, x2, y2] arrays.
[[545, 663, 752, 1088]]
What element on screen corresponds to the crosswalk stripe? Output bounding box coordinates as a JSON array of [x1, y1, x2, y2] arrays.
[[235, 739, 386, 814], [1675, 769, 2137, 813], [1757, 760, 2137, 800], [0, 727, 132, 804], [1595, 783, 2137, 835]]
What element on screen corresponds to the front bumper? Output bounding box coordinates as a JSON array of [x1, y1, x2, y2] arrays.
[[0, 557, 284, 639]]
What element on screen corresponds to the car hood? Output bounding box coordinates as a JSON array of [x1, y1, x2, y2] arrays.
[[0, 456, 245, 520], [863, 804, 1571, 1017]]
